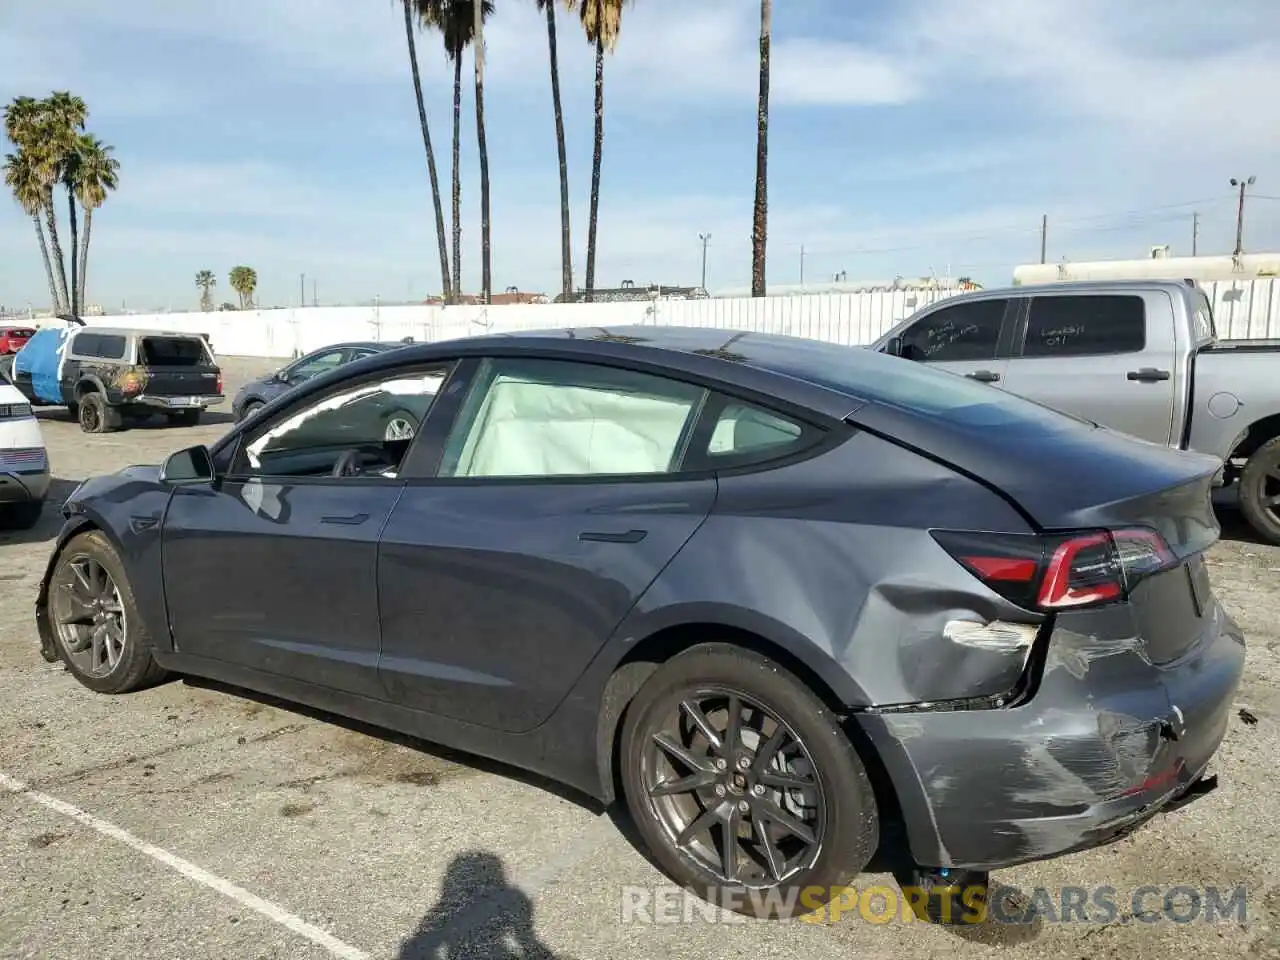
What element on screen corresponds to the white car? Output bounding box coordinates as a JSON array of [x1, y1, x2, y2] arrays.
[[0, 371, 50, 529]]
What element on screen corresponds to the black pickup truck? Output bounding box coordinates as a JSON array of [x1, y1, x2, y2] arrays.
[[11, 325, 224, 433]]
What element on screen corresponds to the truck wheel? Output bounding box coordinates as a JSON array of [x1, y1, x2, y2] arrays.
[[619, 643, 879, 919], [166, 409, 201, 427], [1239, 436, 1280, 545], [77, 392, 121, 434]]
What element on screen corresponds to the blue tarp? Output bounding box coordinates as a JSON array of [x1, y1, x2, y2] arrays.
[[14, 327, 70, 404]]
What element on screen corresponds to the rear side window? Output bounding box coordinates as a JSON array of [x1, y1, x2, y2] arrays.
[[71, 333, 127, 359], [899, 299, 1007, 363], [1192, 293, 1215, 342], [140, 337, 208, 366], [1021, 295, 1145, 358]]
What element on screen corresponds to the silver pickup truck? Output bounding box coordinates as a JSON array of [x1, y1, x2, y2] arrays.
[[873, 278, 1280, 543]]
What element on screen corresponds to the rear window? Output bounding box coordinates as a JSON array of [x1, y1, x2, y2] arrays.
[[4, 328, 35, 338], [1021, 294, 1145, 357], [140, 337, 209, 366]]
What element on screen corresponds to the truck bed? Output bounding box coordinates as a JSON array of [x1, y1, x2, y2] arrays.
[[1203, 338, 1280, 354]]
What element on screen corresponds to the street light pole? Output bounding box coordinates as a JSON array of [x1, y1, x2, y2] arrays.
[[1230, 175, 1256, 257], [698, 233, 711, 290]]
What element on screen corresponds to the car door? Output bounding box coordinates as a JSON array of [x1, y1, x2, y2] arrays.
[[161, 362, 453, 698], [1001, 291, 1176, 444], [376, 355, 718, 733], [895, 296, 1015, 386]]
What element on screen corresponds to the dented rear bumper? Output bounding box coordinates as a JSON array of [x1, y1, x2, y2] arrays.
[[855, 598, 1245, 870]]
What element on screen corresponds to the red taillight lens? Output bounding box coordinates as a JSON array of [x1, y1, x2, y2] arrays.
[[933, 527, 1177, 612], [216, 372, 223, 394]]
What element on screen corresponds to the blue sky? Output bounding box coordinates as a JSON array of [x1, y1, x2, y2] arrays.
[[1, 0, 1277, 310]]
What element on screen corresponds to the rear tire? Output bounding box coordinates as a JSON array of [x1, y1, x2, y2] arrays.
[[166, 409, 201, 427], [46, 530, 168, 694], [619, 643, 879, 919], [77, 392, 121, 434], [1238, 435, 1280, 545]]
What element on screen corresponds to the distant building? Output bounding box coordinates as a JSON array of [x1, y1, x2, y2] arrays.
[[713, 276, 981, 298], [1013, 248, 1280, 285], [422, 289, 550, 306], [554, 280, 708, 303]]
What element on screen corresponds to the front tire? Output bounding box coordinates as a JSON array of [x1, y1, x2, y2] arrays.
[[619, 644, 879, 919], [1239, 436, 1280, 545], [238, 399, 263, 423], [47, 530, 168, 694]]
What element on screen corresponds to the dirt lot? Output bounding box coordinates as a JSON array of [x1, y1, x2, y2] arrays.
[[1, 356, 1279, 959]]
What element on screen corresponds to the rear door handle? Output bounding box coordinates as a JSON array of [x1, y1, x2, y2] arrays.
[[966, 369, 1001, 383], [1127, 367, 1171, 382], [579, 529, 648, 543], [321, 513, 370, 526]]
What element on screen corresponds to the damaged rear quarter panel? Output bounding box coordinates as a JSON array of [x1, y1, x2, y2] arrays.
[[622, 429, 1046, 708]]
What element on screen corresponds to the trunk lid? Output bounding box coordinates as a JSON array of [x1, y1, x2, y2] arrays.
[[138, 336, 221, 397]]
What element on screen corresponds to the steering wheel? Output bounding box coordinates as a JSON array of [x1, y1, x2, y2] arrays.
[[332, 447, 370, 477]]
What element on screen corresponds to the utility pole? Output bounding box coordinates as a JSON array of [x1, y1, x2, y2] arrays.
[[800, 245, 806, 287], [698, 233, 711, 290], [299, 273, 306, 308], [312, 279, 318, 307], [1039, 214, 1047, 264], [1230, 175, 1256, 257], [1192, 212, 1199, 257]]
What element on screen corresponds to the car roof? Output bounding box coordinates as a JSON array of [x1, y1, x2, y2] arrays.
[[69, 326, 207, 339], [337, 325, 930, 421]]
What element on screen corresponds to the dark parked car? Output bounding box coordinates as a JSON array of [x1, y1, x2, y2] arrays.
[[232, 341, 406, 423], [35, 327, 1242, 920]]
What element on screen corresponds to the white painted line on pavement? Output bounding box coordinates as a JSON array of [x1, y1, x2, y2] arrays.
[[0, 770, 370, 960]]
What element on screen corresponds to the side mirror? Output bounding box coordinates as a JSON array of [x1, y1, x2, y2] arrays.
[[884, 336, 904, 357], [160, 445, 215, 485]]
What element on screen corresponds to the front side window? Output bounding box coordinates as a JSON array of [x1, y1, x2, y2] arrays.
[[1021, 295, 1145, 357], [900, 299, 1007, 362], [440, 358, 706, 479], [234, 366, 450, 479]]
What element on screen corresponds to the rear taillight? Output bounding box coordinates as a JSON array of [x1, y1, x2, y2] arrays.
[[216, 372, 223, 394], [933, 527, 1177, 611]]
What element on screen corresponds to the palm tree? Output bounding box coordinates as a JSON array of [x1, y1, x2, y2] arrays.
[[41, 92, 88, 314], [400, 0, 453, 303], [229, 265, 258, 309], [3, 150, 61, 311], [196, 270, 217, 311], [472, 0, 494, 304], [577, 0, 628, 302], [538, 0, 575, 300], [751, 0, 771, 297], [419, 0, 494, 303], [69, 135, 119, 314]]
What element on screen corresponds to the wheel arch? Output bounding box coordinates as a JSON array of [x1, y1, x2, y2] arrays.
[[591, 618, 887, 809], [74, 375, 107, 399], [1229, 411, 1280, 462]]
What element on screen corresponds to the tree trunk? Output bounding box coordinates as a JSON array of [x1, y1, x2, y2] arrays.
[[451, 55, 463, 303], [585, 36, 605, 303], [403, 0, 452, 302], [546, 3, 573, 300], [43, 191, 70, 313], [66, 188, 79, 316], [77, 207, 92, 313], [31, 214, 61, 312], [475, 8, 492, 305], [751, 0, 772, 298]]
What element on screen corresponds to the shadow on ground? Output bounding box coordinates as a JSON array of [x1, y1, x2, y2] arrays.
[[36, 407, 235, 429], [0, 477, 80, 546], [394, 851, 575, 959]]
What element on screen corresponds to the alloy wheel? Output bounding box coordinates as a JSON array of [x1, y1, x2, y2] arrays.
[[640, 686, 827, 887], [53, 555, 127, 678], [1258, 461, 1280, 525], [384, 417, 416, 441]]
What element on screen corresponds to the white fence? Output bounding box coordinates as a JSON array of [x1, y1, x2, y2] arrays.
[[68, 288, 961, 360], [60, 278, 1280, 359]]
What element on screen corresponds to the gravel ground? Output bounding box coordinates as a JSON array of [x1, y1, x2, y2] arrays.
[[0, 356, 1278, 960]]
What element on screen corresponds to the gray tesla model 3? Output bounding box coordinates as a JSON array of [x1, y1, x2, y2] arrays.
[[35, 326, 1242, 921]]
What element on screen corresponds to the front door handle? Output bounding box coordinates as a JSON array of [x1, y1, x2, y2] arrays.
[[966, 369, 1001, 383], [1127, 367, 1171, 383], [579, 529, 648, 544], [321, 512, 370, 526]]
